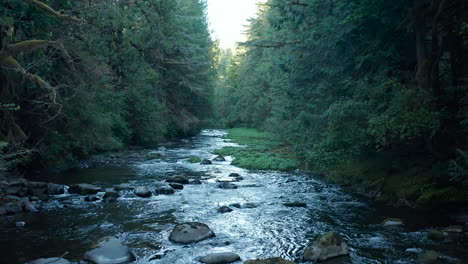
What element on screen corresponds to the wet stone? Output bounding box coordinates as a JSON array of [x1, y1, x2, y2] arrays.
[[169, 183, 184, 190], [244, 257, 296, 264], [85, 195, 100, 202], [26, 258, 71, 264], [228, 173, 240, 177], [190, 179, 203, 185], [200, 252, 240, 264], [218, 206, 233, 213], [418, 250, 440, 263], [218, 182, 237, 189], [212, 155, 226, 162], [84, 237, 135, 264], [428, 230, 447, 241], [134, 187, 152, 198], [68, 183, 102, 195], [114, 184, 134, 191], [283, 202, 307, 207], [48, 183, 65, 195], [169, 222, 215, 244], [166, 176, 189, 185], [382, 218, 404, 226], [103, 190, 119, 201], [303, 232, 349, 262], [156, 186, 175, 195], [200, 159, 212, 165]]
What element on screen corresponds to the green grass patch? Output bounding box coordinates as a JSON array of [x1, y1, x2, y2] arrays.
[[214, 128, 300, 170], [188, 156, 202, 163]]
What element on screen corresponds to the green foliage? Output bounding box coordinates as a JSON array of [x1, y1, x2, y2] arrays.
[[188, 156, 202, 163], [213, 128, 299, 170], [0, 0, 215, 168]]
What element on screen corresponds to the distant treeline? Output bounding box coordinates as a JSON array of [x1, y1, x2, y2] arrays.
[[0, 0, 215, 169], [215, 0, 468, 205]]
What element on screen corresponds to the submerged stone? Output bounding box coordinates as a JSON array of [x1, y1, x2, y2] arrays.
[[418, 250, 440, 263], [283, 202, 307, 207], [68, 183, 102, 195], [218, 206, 233, 213], [84, 237, 135, 264], [156, 186, 175, 195], [166, 176, 189, 184], [169, 183, 184, 190], [200, 252, 240, 264], [27, 258, 71, 264], [169, 222, 215, 244], [244, 257, 296, 264]]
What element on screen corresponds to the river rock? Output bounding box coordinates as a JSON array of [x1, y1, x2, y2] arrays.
[[244, 257, 296, 264], [3, 201, 23, 214], [103, 190, 119, 201], [418, 250, 439, 263], [303, 232, 349, 262], [85, 195, 100, 202], [23, 201, 38, 212], [0, 207, 7, 215], [114, 184, 134, 191], [27, 258, 71, 264], [213, 155, 226, 162], [69, 183, 102, 195], [48, 183, 65, 195], [4, 181, 28, 197], [283, 202, 307, 207], [134, 187, 152, 198], [201, 159, 212, 165], [84, 237, 135, 264], [169, 222, 215, 244], [442, 225, 465, 233], [218, 182, 237, 189], [166, 176, 189, 184], [228, 173, 240, 177], [169, 183, 184, 190], [428, 230, 447, 241], [200, 252, 240, 264], [156, 186, 175, 195], [190, 179, 203, 185], [382, 218, 404, 226], [218, 206, 233, 213]]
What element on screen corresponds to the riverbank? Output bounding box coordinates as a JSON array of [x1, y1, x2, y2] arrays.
[[217, 128, 468, 209]]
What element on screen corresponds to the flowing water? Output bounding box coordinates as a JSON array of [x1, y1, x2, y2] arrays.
[[0, 130, 467, 264]]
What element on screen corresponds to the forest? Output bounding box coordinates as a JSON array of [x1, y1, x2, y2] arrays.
[[1, 0, 468, 207]]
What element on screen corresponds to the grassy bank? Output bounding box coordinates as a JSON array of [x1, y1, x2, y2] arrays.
[[214, 128, 300, 170]]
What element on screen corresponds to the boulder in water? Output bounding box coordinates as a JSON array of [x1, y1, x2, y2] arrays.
[[85, 195, 100, 202], [166, 176, 189, 184], [169, 222, 215, 244], [442, 225, 465, 233], [218, 206, 233, 213], [228, 173, 240, 177], [428, 230, 447, 241], [114, 184, 134, 191], [27, 258, 71, 264], [418, 250, 440, 263], [382, 218, 404, 226], [283, 202, 307, 207], [4, 181, 28, 197], [156, 186, 175, 195], [68, 183, 102, 195], [134, 187, 152, 198], [84, 237, 135, 264], [212, 155, 226, 162], [48, 183, 65, 195], [200, 252, 240, 264], [103, 190, 119, 201], [244, 257, 296, 264], [200, 159, 212, 165], [303, 232, 349, 262], [218, 182, 237, 189], [190, 179, 203, 185], [169, 183, 184, 190]]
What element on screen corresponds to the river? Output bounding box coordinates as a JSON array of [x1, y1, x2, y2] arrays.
[[0, 130, 466, 263]]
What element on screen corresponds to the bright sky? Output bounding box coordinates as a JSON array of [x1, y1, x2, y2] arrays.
[[206, 0, 267, 49]]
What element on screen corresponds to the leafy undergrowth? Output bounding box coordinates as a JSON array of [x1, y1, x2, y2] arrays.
[[214, 128, 300, 170]]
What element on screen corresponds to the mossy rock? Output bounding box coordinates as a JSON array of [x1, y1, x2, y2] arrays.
[[188, 157, 202, 163]]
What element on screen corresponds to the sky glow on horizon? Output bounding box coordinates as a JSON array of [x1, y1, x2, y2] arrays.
[[206, 0, 267, 49]]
